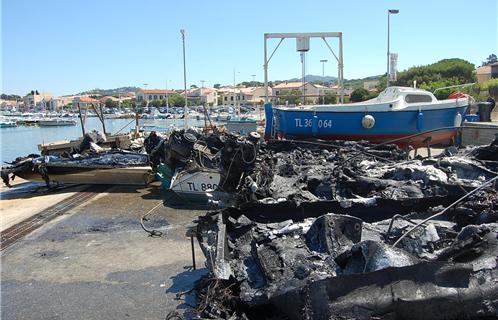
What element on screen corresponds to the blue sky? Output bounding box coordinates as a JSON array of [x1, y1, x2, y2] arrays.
[[1, 0, 497, 96]]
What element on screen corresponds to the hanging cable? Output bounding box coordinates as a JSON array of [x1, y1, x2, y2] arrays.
[[392, 174, 498, 247]]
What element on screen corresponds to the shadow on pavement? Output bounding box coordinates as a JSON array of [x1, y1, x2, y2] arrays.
[[166, 267, 209, 310]]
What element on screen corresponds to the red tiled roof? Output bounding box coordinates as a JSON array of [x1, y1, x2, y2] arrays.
[[140, 89, 176, 94], [75, 96, 99, 103], [274, 81, 310, 89]]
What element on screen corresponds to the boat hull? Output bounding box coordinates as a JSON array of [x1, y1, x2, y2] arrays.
[[0, 123, 17, 128], [16, 166, 153, 185], [266, 103, 468, 147], [39, 120, 76, 126]]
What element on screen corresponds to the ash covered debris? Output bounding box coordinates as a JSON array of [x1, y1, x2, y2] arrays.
[[140, 127, 495, 211], [237, 139, 497, 206], [196, 204, 498, 319], [191, 139, 498, 319]]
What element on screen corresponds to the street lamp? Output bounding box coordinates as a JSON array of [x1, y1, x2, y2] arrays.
[[387, 9, 399, 88], [180, 29, 188, 128], [233, 69, 240, 117], [165, 80, 170, 112], [320, 59, 328, 104]]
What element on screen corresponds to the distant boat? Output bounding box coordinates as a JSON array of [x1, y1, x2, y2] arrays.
[[39, 118, 76, 126], [0, 119, 17, 128], [265, 86, 470, 147], [225, 119, 257, 135]]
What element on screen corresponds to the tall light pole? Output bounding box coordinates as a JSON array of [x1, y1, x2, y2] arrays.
[[142, 83, 148, 104], [251, 74, 258, 118], [233, 69, 240, 117], [180, 29, 188, 128], [200, 80, 205, 105], [320, 59, 328, 104], [387, 9, 399, 88], [165, 80, 169, 113]]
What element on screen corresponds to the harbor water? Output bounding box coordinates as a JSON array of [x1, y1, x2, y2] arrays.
[[0, 117, 205, 163]]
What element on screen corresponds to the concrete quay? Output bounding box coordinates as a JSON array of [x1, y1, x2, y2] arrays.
[[1, 181, 206, 320]]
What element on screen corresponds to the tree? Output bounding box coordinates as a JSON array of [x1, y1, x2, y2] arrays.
[[150, 99, 161, 108], [394, 58, 475, 92], [1, 94, 22, 101], [190, 84, 198, 89], [350, 88, 370, 102], [278, 89, 303, 105], [482, 54, 497, 66], [104, 99, 118, 108], [213, 83, 221, 89], [168, 93, 186, 108], [323, 93, 337, 104]]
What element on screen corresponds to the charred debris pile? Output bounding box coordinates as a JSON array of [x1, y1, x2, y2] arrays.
[[152, 129, 497, 214], [188, 135, 498, 319]]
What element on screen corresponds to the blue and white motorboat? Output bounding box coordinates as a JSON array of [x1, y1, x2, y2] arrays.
[[264, 86, 470, 147]]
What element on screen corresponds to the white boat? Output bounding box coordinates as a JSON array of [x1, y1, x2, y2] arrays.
[[39, 118, 77, 126]]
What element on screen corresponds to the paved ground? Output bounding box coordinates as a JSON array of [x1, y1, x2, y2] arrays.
[[0, 179, 88, 232], [1, 182, 207, 320]]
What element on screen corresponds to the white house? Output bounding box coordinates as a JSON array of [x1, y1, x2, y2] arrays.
[[186, 87, 218, 106], [136, 89, 176, 103], [220, 87, 272, 106], [273, 82, 320, 103], [23, 92, 53, 111]]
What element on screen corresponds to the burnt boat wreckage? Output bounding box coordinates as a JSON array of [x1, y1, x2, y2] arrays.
[[146, 128, 262, 205], [1, 130, 154, 187], [173, 134, 498, 320]]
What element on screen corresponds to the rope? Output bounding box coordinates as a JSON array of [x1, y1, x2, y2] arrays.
[[392, 174, 498, 247], [140, 201, 165, 237], [113, 118, 136, 135]]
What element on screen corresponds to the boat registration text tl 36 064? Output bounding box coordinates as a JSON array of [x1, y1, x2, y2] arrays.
[[295, 118, 332, 128]]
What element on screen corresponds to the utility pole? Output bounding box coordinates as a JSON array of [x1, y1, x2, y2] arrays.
[[200, 80, 207, 129], [165, 80, 169, 113], [387, 9, 399, 88], [181, 29, 188, 128], [301, 52, 306, 105], [200, 80, 205, 105], [320, 59, 328, 104], [233, 68, 240, 117]]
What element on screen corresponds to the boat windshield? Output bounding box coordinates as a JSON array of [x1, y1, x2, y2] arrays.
[[404, 94, 433, 103]]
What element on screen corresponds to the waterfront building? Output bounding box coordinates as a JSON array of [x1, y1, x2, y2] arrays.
[[23, 92, 53, 111], [220, 87, 272, 106], [273, 82, 320, 103], [475, 62, 498, 83], [185, 87, 218, 106], [0, 100, 23, 111], [136, 89, 176, 103], [72, 96, 100, 109]]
